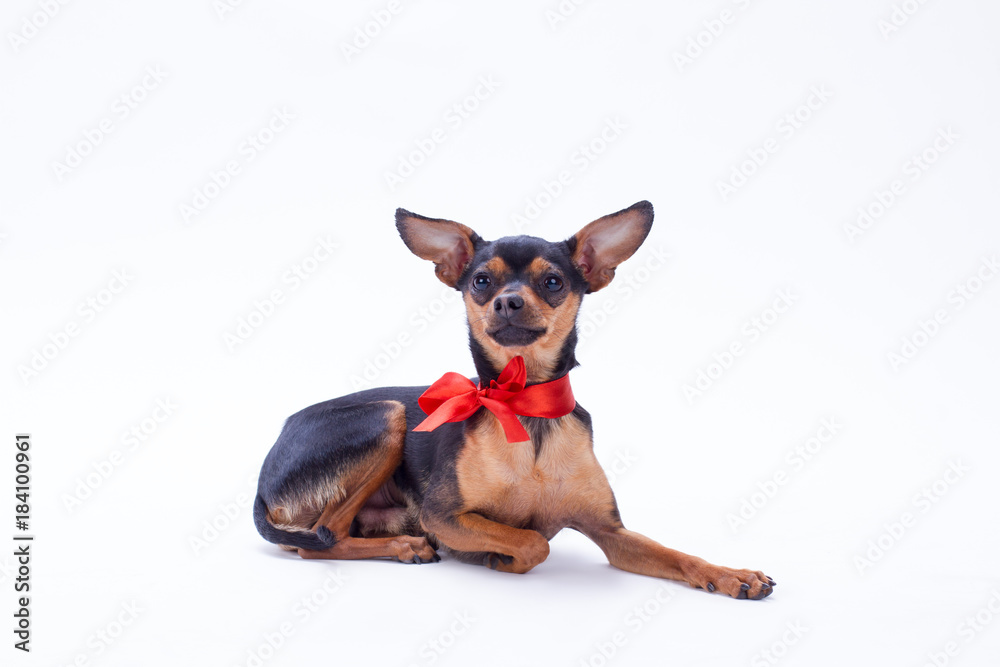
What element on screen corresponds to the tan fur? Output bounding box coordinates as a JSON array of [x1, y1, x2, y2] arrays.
[[446, 409, 773, 596], [354, 478, 420, 538], [527, 257, 553, 279], [572, 207, 651, 292], [397, 215, 477, 288], [454, 411, 616, 539], [267, 401, 410, 551], [291, 404, 441, 562], [266, 478, 348, 550], [299, 535, 438, 562], [464, 290, 581, 383], [482, 257, 510, 280], [284, 202, 774, 597], [309, 401, 408, 537], [421, 511, 550, 574]]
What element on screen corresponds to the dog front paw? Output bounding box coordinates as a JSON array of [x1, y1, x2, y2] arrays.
[[697, 566, 775, 600], [488, 533, 550, 574]]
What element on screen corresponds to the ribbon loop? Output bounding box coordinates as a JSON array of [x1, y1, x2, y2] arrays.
[[413, 356, 575, 443]]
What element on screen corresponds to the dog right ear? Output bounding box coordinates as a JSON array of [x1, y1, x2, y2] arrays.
[[396, 209, 481, 288]]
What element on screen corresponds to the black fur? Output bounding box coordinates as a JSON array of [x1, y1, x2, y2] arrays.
[[252, 493, 337, 551], [463, 235, 587, 384], [255, 385, 471, 547], [255, 202, 644, 553]]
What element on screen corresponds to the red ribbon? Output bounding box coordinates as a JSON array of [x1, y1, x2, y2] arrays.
[[413, 356, 575, 443]]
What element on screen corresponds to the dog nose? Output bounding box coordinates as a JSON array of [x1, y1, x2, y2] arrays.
[[493, 294, 524, 319]]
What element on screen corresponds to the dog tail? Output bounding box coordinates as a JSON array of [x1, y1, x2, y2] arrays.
[[253, 493, 337, 551]]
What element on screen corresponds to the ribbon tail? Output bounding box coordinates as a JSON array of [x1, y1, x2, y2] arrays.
[[480, 397, 531, 443], [413, 392, 481, 432]]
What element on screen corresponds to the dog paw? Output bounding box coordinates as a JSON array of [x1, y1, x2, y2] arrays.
[[483, 553, 514, 570], [395, 536, 440, 564], [698, 566, 775, 600], [485, 533, 550, 574]]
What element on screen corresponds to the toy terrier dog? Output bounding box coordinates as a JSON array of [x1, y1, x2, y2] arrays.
[[254, 201, 775, 600]]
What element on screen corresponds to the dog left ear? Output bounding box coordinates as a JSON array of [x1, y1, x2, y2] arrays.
[[570, 200, 654, 293], [396, 209, 481, 288]]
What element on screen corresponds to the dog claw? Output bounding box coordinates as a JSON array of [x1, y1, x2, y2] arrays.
[[413, 555, 423, 564], [702, 567, 774, 600]]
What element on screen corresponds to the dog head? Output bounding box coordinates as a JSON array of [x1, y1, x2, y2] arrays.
[[396, 201, 653, 383]]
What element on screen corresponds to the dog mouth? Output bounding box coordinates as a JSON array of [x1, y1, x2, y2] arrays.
[[487, 325, 546, 347]]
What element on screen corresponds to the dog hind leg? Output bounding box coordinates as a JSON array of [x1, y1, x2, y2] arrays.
[[296, 401, 438, 564]]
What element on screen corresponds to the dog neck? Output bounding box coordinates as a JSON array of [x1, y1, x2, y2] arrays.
[[468, 329, 580, 386]]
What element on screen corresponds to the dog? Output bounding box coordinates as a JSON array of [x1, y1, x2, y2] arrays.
[[254, 201, 775, 600]]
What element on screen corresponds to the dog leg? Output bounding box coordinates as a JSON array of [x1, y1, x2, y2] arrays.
[[296, 401, 438, 564], [580, 524, 774, 599], [422, 512, 550, 574], [298, 535, 438, 563]]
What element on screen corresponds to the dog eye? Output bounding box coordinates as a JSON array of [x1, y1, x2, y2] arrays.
[[543, 275, 563, 291], [473, 273, 492, 290]]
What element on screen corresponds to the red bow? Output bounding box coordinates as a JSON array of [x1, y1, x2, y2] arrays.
[[413, 356, 575, 443]]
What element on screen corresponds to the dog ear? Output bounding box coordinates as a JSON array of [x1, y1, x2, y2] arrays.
[[396, 209, 481, 288], [570, 201, 654, 293]]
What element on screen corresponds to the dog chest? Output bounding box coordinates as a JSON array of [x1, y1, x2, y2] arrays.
[[454, 415, 613, 535]]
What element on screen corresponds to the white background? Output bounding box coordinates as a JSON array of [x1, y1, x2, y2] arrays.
[[2, 1, 1000, 665]]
